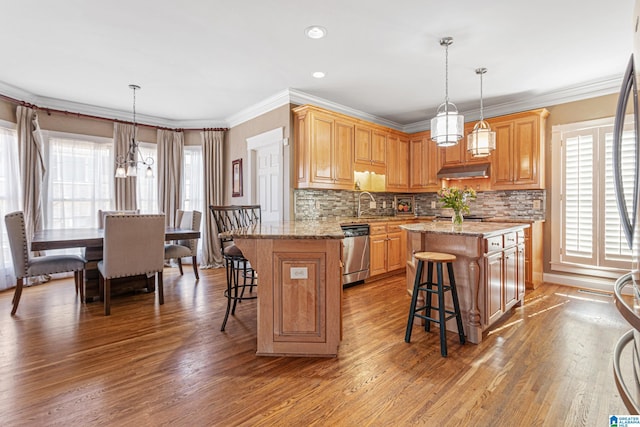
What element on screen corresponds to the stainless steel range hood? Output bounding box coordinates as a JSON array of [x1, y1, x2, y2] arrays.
[[436, 163, 490, 180]]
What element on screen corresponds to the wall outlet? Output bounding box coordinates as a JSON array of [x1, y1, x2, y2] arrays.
[[382, 201, 386, 209], [431, 201, 437, 209], [533, 199, 541, 210], [315, 200, 321, 209], [369, 201, 376, 209], [290, 267, 308, 279]]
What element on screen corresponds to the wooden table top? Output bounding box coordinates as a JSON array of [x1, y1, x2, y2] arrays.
[[31, 227, 200, 251]]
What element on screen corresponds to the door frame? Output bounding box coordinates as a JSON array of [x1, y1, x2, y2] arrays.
[[246, 127, 285, 220]]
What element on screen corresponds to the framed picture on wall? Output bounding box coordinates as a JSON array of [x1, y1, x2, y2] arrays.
[[232, 158, 243, 197], [394, 195, 415, 215]]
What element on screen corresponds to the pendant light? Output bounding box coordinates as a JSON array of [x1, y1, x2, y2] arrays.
[[115, 84, 154, 179], [430, 37, 464, 147], [467, 67, 496, 157]]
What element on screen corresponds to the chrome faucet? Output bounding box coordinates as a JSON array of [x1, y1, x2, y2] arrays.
[[357, 191, 376, 217]]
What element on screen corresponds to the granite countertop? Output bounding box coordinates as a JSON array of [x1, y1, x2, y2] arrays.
[[226, 220, 344, 240], [400, 221, 529, 237]]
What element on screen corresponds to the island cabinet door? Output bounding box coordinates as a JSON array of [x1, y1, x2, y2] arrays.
[[503, 246, 518, 311], [517, 242, 526, 299], [485, 251, 504, 325]]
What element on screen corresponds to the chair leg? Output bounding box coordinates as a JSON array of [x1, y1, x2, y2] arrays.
[[192, 256, 199, 280], [104, 278, 111, 316], [76, 270, 85, 303], [436, 263, 447, 357], [158, 271, 164, 305], [177, 258, 184, 276], [221, 257, 234, 331], [11, 278, 24, 315]]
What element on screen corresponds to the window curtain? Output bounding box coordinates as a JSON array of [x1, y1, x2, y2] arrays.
[[16, 106, 45, 248], [157, 129, 183, 226], [113, 123, 137, 210], [200, 130, 224, 268], [0, 125, 21, 291]]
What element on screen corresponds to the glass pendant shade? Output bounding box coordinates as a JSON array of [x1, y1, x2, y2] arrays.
[[115, 165, 126, 178], [467, 67, 496, 157], [430, 101, 464, 147], [467, 120, 496, 157]]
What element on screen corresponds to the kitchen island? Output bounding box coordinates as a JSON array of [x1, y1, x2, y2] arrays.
[[228, 221, 344, 357], [401, 221, 529, 344]]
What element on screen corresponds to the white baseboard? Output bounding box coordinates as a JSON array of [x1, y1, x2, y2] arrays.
[[543, 272, 617, 293]]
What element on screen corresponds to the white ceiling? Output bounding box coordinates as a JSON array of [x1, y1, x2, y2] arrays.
[[0, 0, 634, 131]]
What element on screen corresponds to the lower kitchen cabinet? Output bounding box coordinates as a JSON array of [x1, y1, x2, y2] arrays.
[[369, 221, 409, 278], [484, 231, 525, 327]]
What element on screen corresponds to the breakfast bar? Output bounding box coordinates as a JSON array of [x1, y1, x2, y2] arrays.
[[228, 221, 344, 357], [401, 221, 529, 344]]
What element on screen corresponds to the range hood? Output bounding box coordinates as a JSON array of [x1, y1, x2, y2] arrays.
[[436, 163, 490, 180]]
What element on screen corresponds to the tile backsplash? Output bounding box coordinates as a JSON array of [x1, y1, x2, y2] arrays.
[[294, 189, 546, 220]]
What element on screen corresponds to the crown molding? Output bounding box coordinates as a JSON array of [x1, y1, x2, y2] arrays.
[[0, 75, 623, 132], [401, 75, 623, 134]]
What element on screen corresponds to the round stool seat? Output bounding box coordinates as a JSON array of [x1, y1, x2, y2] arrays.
[[414, 251, 456, 263]]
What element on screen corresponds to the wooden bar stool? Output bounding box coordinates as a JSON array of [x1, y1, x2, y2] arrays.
[[405, 251, 466, 357]]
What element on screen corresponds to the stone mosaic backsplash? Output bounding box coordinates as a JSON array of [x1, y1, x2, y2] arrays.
[[294, 189, 546, 221]]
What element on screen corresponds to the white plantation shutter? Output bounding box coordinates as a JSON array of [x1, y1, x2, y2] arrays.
[[558, 119, 634, 273], [563, 131, 594, 263]]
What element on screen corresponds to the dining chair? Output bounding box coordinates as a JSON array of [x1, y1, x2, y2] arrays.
[[4, 211, 86, 315], [209, 205, 260, 331], [97, 213, 165, 315], [97, 209, 140, 229], [164, 209, 202, 279]]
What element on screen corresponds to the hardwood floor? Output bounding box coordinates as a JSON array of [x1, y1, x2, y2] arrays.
[[0, 267, 632, 426]]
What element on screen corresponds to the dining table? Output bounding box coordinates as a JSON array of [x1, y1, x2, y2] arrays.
[[31, 227, 201, 302]]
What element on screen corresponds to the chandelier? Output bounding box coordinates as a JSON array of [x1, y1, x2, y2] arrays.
[[467, 68, 496, 157], [115, 84, 154, 179], [430, 37, 464, 147]]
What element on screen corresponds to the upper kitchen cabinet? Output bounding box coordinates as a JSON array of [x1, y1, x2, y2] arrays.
[[409, 131, 440, 192], [386, 131, 410, 191], [488, 109, 549, 190], [354, 125, 386, 174], [440, 122, 491, 167], [294, 105, 355, 190]]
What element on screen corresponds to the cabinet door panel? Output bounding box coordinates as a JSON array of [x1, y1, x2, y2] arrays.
[[486, 252, 503, 325], [517, 243, 526, 299], [491, 121, 514, 187], [409, 138, 424, 189], [387, 232, 404, 271], [504, 246, 518, 310], [513, 117, 538, 185], [355, 125, 372, 164], [334, 120, 354, 186], [310, 115, 334, 184], [369, 235, 387, 276], [372, 130, 387, 165]]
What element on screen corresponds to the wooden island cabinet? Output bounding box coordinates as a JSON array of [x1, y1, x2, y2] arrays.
[[401, 221, 528, 344], [229, 221, 344, 357]]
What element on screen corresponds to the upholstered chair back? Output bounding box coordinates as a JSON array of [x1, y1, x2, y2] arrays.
[[4, 211, 29, 278], [97, 209, 140, 229], [101, 214, 165, 279], [174, 210, 202, 255]]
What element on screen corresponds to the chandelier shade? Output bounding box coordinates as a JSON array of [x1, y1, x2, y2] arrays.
[[431, 101, 464, 147], [115, 84, 154, 179], [430, 37, 464, 147], [467, 67, 496, 157]]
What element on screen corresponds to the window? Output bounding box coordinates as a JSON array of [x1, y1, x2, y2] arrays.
[[551, 117, 635, 278], [136, 142, 158, 213], [183, 145, 203, 212], [0, 122, 20, 291], [43, 132, 114, 229]]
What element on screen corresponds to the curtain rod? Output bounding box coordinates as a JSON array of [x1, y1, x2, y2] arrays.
[[0, 93, 229, 132]]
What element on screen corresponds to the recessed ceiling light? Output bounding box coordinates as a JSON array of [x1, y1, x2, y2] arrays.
[[312, 71, 326, 79], [305, 26, 327, 39]]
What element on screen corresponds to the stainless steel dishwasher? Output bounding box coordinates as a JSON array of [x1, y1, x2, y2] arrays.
[[341, 224, 370, 286]]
